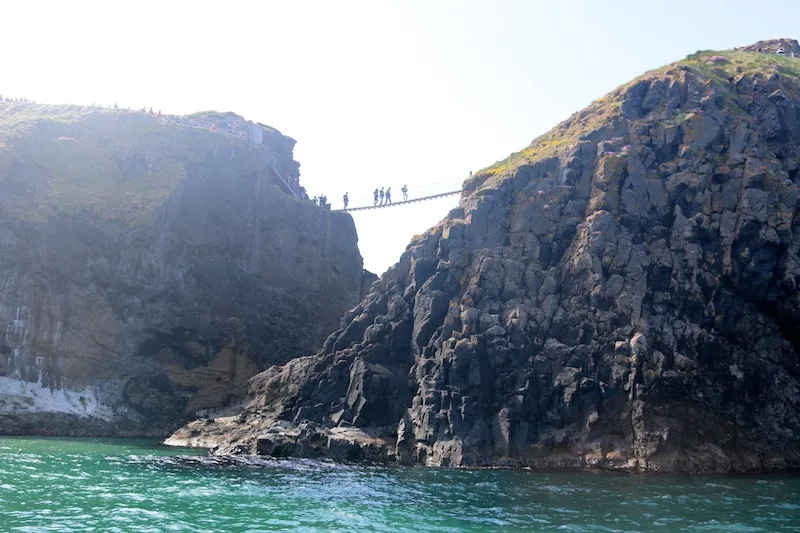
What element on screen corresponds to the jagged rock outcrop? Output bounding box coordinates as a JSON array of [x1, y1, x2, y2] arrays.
[[737, 38, 800, 56], [0, 105, 368, 436], [170, 41, 800, 472]]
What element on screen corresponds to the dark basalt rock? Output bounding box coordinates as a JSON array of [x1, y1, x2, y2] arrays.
[[171, 42, 800, 472]]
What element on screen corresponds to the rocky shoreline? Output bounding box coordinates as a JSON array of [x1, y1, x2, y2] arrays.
[[167, 416, 800, 474]]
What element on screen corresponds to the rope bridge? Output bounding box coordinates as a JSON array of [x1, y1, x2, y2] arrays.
[[334, 190, 461, 212], [262, 147, 465, 210]]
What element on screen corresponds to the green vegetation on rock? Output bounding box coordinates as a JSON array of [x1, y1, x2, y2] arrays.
[[0, 104, 258, 226]]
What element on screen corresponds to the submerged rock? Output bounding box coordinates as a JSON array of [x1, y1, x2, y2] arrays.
[[0, 106, 369, 436], [171, 41, 800, 472]]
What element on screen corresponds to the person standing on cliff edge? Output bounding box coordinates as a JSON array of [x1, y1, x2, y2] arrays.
[[401, 184, 408, 201], [373, 188, 379, 206], [343, 193, 349, 210], [379, 187, 385, 205], [385, 187, 392, 204]]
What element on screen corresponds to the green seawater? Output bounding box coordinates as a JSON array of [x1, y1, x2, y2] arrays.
[[0, 438, 798, 532]]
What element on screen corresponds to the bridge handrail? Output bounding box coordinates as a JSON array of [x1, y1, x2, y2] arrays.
[[268, 155, 303, 199]]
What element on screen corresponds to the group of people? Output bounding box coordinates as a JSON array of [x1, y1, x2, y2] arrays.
[[312, 194, 331, 209], [311, 185, 412, 211], [373, 187, 391, 205], [372, 185, 408, 206], [0, 96, 35, 104], [333, 185, 411, 211]]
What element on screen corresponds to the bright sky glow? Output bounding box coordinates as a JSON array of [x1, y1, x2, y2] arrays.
[[2, 0, 798, 273]]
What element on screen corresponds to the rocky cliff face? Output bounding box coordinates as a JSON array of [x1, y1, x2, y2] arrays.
[[170, 40, 800, 473], [0, 105, 367, 436]]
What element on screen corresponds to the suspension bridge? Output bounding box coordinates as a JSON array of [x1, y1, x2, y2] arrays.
[[334, 189, 461, 212], [270, 152, 465, 212]]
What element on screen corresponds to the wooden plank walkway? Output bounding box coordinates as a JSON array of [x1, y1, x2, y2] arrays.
[[334, 190, 460, 212]]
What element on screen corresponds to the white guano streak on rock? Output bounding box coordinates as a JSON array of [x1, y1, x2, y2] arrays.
[[0, 376, 114, 421]]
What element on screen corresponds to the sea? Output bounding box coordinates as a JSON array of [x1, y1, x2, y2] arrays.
[[0, 437, 798, 532]]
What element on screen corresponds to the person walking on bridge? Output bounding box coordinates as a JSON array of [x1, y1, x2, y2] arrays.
[[343, 193, 349, 210], [373, 188, 379, 206], [401, 184, 408, 201], [379, 187, 385, 205], [385, 187, 392, 204]]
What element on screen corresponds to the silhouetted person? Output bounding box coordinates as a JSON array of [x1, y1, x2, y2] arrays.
[[312, 196, 318, 205], [343, 193, 349, 210], [401, 185, 408, 201], [373, 188, 379, 206], [149, 107, 154, 114], [385, 187, 392, 204], [379, 187, 385, 205]]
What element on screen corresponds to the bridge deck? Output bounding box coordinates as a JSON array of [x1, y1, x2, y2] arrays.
[[334, 190, 460, 212]]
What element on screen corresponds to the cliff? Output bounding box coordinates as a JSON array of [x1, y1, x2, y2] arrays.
[[0, 104, 367, 436], [169, 40, 800, 473]]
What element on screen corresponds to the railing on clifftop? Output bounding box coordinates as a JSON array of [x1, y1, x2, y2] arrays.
[[267, 153, 303, 200]]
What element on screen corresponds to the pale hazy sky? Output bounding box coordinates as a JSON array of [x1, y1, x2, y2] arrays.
[[2, 1, 797, 273]]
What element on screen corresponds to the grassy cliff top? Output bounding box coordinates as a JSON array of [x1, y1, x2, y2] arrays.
[[468, 43, 800, 190], [0, 104, 270, 226]]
